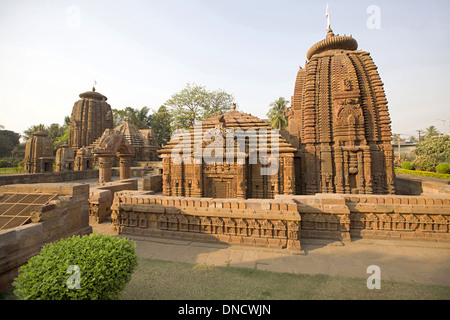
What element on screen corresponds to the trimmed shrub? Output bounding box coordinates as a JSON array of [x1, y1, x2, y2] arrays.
[[13, 234, 138, 300], [436, 163, 450, 174], [401, 162, 415, 170]]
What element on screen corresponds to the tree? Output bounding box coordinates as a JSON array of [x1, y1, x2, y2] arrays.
[[149, 106, 172, 147], [0, 130, 20, 158], [23, 124, 46, 141], [164, 83, 234, 129], [113, 106, 152, 129], [22, 118, 70, 153], [424, 125, 441, 140], [267, 97, 289, 130], [414, 135, 450, 162]]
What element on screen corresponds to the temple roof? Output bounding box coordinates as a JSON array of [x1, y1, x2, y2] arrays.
[[306, 28, 358, 60], [114, 119, 145, 147], [78, 87, 108, 101], [159, 106, 297, 155]]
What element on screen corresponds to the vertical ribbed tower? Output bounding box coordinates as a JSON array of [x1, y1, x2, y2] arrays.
[[69, 87, 113, 151], [288, 27, 395, 195], [24, 131, 54, 173]]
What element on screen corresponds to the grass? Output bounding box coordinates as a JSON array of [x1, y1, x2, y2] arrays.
[[0, 167, 24, 174], [395, 168, 450, 180], [2, 257, 449, 300], [118, 258, 450, 300]]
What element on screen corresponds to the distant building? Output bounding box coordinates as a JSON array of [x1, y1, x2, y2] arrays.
[[24, 131, 53, 173]]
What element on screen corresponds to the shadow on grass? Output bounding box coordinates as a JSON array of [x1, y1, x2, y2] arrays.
[[119, 257, 450, 300]]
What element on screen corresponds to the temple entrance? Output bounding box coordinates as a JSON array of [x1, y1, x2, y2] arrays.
[[205, 177, 235, 198], [92, 133, 134, 184]]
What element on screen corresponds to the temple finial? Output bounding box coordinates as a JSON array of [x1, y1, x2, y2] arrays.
[[326, 3, 331, 32]]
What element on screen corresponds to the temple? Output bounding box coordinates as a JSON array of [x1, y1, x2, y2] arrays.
[[69, 87, 114, 152], [23, 130, 54, 174], [159, 104, 297, 199], [287, 27, 395, 195]]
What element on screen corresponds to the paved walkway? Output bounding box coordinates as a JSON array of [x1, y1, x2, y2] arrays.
[[92, 221, 450, 286]]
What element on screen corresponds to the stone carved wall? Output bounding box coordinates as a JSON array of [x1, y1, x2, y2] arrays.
[[111, 195, 302, 250], [111, 192, 450, 247]]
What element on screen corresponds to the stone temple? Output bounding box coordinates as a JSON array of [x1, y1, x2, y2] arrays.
[[159, 104, 297, 199], [287, 27, 395, 195], [160, 27, 396, 198], [69, 87, 114, 152]]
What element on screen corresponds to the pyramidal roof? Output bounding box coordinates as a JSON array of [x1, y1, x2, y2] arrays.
[[114, 120, 145, 147], [159, 106, 296, 155]]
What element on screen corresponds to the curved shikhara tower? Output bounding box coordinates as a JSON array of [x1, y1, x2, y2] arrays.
[[69, 87, 114, 152], [288, 28, 395, 195]]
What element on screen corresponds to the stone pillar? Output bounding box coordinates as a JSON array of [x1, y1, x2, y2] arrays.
[[335, 147, 344, 194], [283, 155, 295, 195], [236, 159, 247, 199], [98, 155, 113, 183], [119, 154, 132, 180], [192, 158, 203, 197], [363, 146, 373, 194], [162, 157, 171, 196]]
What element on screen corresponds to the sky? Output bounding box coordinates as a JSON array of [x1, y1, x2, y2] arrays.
[[0, 0, 449, 140]]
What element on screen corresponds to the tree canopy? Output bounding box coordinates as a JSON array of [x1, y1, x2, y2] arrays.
[[112, 106, 152, 129], [267, 97, 289, 130], [164, 83, 234, 129], [0, 129, 20, 158], [414, 135, 450, 162]]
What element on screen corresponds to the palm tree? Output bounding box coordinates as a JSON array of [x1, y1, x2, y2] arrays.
[[424, 125, 441, 140], [267, 97, 289, 130]]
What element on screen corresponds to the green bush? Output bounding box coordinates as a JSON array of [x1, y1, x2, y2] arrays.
[[411, 155, 439, 172], [13, 234, 138, 300], [436, 163, 450, 174], [401, 162, 415, 170], [0, 160, 9, 168]]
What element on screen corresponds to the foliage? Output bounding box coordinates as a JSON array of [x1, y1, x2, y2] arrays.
[[113, 106, 152, 129], [414, 135, 450, 162], [411, 155, 439, 172], [0, 130, 20, 158], [164, 83, 234, 129], [0, 160, 9, 168], [395, 168, 450, 180], [436, 163, 450, 174], [267, 97, 289, 130], [13, 234, 138, 300], [394, 156, 408, 168], [401, 162, 415, 170], [149, 105, 172, 147], [0, 167, 24, 174], [424, 125, 441, 140], [23, 118, 70, 153]]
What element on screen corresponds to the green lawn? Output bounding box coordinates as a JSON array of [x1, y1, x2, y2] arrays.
[[2, 257, 448, 300], [119, 258, 450, 300]]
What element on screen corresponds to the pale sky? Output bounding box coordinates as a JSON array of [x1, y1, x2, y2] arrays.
[[1, 0, 449, 140]]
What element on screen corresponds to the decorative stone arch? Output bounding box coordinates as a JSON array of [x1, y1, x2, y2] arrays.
[[92, 133, 134, 183]]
